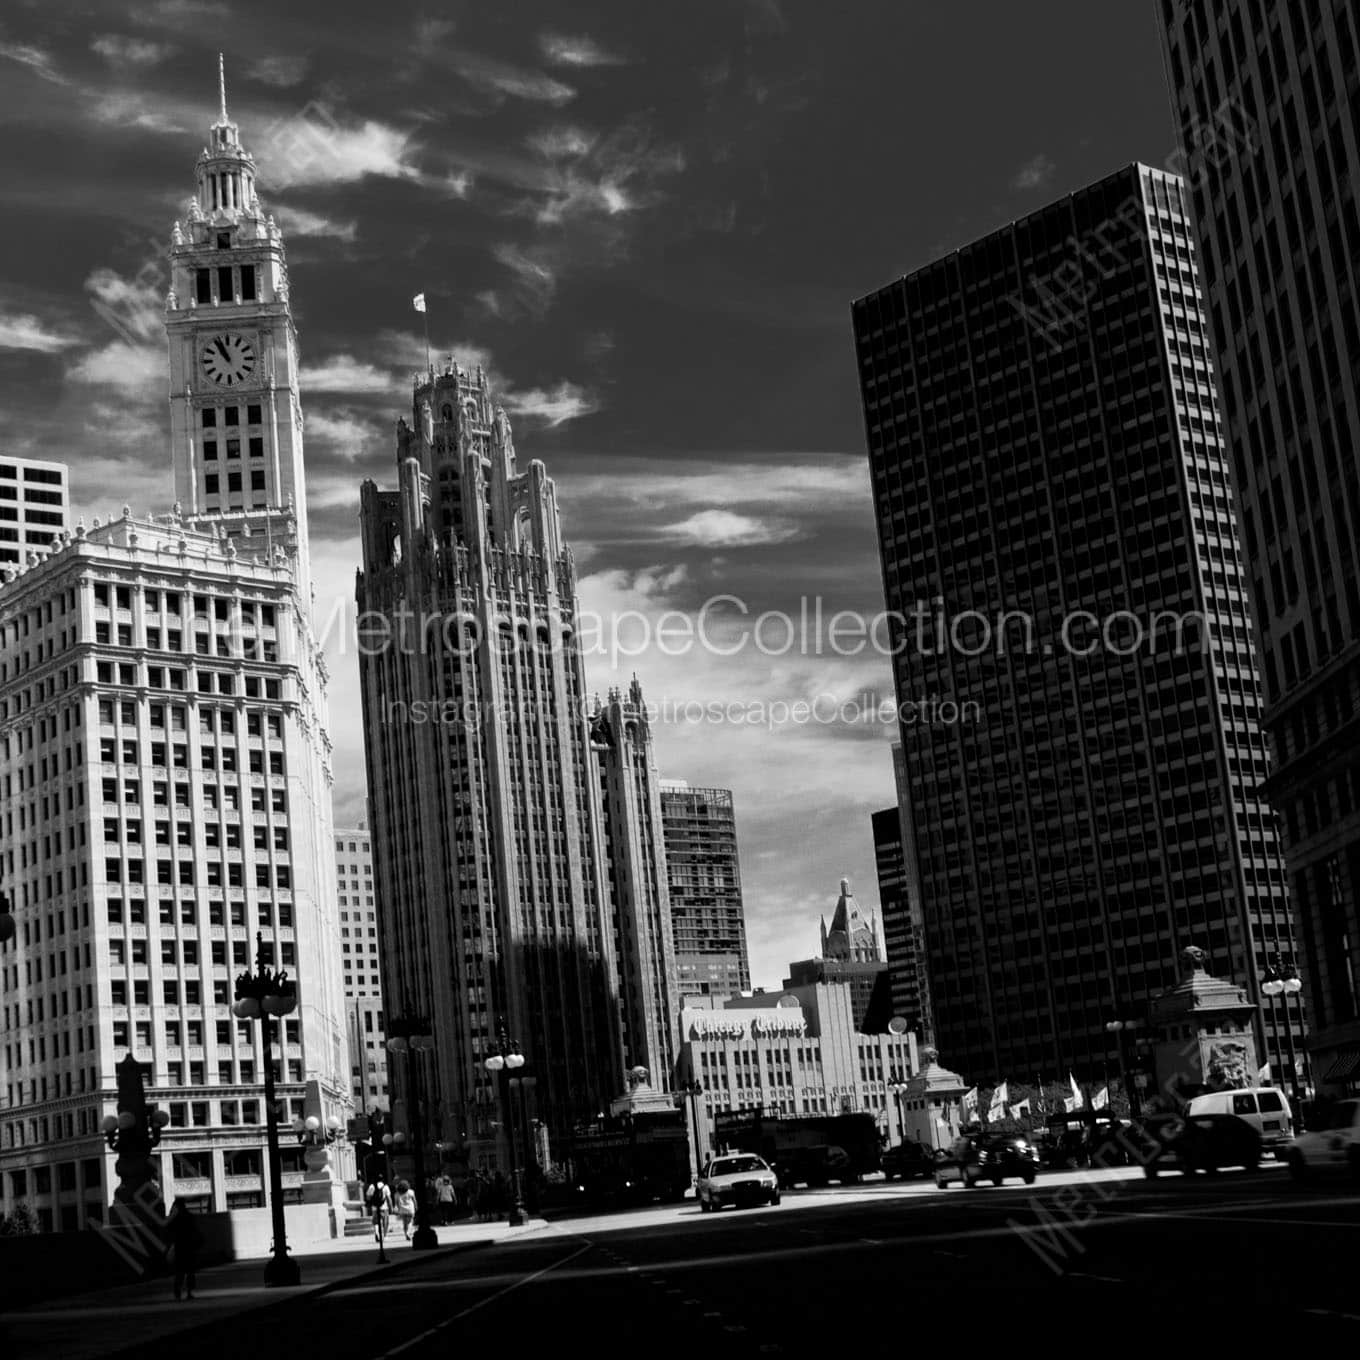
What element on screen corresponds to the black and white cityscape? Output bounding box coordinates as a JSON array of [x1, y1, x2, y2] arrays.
[[0, 0, 1358, 1352]]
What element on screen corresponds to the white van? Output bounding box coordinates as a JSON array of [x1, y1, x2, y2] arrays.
[[1187, 1087, 1293, 1157]]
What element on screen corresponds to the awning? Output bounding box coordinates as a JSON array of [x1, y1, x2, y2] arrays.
[[1319, 1050, 1360, 1083]]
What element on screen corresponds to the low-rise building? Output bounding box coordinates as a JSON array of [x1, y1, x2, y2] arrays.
[[675, 982, 917, 1145]]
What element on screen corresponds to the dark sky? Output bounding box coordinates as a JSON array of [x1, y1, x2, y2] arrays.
[[0, 0, 1178, 985]]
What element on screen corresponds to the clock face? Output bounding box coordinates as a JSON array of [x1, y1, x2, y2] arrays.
[[201, 333, 256, 387]]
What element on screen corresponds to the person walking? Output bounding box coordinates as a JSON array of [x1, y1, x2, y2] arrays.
[[165, 1201, 203, 1301], [436, 1173, 455, 1225], [394, 1181, 416, 1240], [365, 1174, 392, 1241]]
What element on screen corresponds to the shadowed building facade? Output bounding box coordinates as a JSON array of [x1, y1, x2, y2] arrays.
[[1157, 0, 1360, 1094], [357, 362, 643, 1159], [853, 163, 1299, 1084]]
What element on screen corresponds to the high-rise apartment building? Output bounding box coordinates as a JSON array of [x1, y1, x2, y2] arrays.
[[660, 782, 750, 999], [357, 363, 630, 1157], [0, 458, 68, 568], [336, 826, 387, 1112], [0, 85, 347, 1231], [1157, 0, 1360, 1093], [853, 163, 1299, 1083], [591, 683, 678, 1084]]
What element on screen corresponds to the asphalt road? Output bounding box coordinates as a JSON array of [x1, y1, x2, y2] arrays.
[[67, 1169, 1360, 1355]]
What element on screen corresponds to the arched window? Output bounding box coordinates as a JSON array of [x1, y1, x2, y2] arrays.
[[441, 404, 453, 421]]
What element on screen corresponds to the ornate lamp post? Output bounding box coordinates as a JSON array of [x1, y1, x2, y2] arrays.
[[484, 1019, 527, 1226], [887, 1073, 912, 1144], [1104, 1019, 1137, 1117], [675, 1078, 706, 1177], [232, 932, 301, 1287], [102, 1054, 171, 1210], [386, 1016, 438, 1249], [1261, 958, 1304, 1103]]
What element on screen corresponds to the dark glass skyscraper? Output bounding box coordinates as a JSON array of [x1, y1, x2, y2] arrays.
[[1157, 0, 1360, 1094], [853, 164, 1300, 1084]]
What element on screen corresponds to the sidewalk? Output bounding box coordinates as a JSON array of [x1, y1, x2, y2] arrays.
[[0, 1217, 550, 1360]]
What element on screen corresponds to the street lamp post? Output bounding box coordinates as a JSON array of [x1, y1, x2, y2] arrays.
[[675, 1079, 706, 1177], [1104, 1020, 1135, 1117], [484, 1019, 527, 1226], [1261, 959, 1304, 1104], [887, 1074, 912, 1145], [387, 1016, 438, 1249], [232, 932, 301, 1287]]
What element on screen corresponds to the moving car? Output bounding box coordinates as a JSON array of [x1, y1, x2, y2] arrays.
[[934, 1133, 1040, 1188], [1285, 1098, 1360, 1184], [697, 1153, 780, 1211], [1187, 1087, 1293, 1158], [777, 1143, 859, 1188], [1142, 1112, 1262, 1177], [881, 1141, 935, 1180]]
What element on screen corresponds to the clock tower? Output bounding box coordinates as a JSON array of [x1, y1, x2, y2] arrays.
[[166, 58, 311, 600]]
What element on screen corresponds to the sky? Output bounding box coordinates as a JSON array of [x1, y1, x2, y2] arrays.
[[0, 0, 1178, 989]]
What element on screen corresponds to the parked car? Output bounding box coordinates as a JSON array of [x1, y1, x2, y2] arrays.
[[934, 1133, 1040, 1188], [1142, 1112, 1262, 1176], [1187, 1087, 1293, 1159], [697, 1153, 780, 1212], [881, 1141, 935, 1181], [1286, 1098, 1360, 1184]]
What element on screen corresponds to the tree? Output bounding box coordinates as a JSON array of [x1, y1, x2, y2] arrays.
[[0, 1199, 39, 1235]]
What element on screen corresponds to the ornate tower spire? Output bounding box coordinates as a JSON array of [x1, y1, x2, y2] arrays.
[[218, 51, 228, 125]]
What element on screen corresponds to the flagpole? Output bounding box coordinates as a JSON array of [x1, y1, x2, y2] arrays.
[[424, 307, 430, 375]]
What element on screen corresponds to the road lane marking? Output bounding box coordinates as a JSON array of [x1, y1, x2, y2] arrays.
[[377, 1242, 593, 1358], [1070, 1273, 1124, 1284], [1302, 1309, 1360, 1322]]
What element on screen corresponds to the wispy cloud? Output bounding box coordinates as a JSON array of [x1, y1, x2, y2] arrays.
[[660, 509, 800, 548], [298, 355, 404, 396], [527, 126, 596, 161], [271, 205, 358, 242], [306, 409, 380, 462], [538, 33, 628, 68], [492, 244, 557, 315], [66, 341, 164, 392], [448, 52, 575, 107], [248, 111, 421, 191], [92, 93, 189, 135], [129, 0, 229, 26], [501, 381, 597, 428], [91, 35, 174, 67], [1012, 153, 1056, 190], [0, 41, 66, 85], [0, 313, 80, 354], [248, 54, 311, 87]]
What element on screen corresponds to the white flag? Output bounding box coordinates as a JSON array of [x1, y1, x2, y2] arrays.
[[1064, 1095, 1082, 1113], [988, 1082, 1009, 1118], [1258, 1062, 1272, 1084], [1069, 1073, 1082, 1105], [412, 293, 426, 313], [1010, 1099, 1031, 1119], [962, 1087, 978, 1118], [1092, 1086, 1108, 1111]]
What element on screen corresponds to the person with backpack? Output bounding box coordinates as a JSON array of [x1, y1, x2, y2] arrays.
[[365, 1175, 392, 1240], [165, 1201, 203, 1301]]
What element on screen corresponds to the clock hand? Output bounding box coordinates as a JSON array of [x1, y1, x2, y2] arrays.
[[215, 338, 231, 361]]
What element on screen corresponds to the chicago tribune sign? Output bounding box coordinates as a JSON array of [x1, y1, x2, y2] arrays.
[[690, 1018, 747, 1040], [750, 1014, 806, 1037]]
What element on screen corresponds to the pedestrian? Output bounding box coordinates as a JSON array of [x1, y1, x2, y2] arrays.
[[394, 1181, 416, 1240], [436, 1173, 455, 1225], [165, 1201, 203, 1302], [365, 1174, 392, 1240]]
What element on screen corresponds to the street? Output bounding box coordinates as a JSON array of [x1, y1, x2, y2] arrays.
[[5, 1166, 1359, 1356]]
